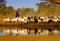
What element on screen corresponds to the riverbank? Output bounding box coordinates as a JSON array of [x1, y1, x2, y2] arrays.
[[0, 36, 60, 41], [0, 22, 60, 29]]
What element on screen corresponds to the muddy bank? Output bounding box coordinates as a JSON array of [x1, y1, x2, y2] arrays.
[[0, 22, 60, 29]]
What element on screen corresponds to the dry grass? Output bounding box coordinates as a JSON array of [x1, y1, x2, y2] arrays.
[[0, 36, 60, 41]]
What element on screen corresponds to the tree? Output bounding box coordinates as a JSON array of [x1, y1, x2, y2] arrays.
[[0, 4, 7, 15], [23, 8, 34, 16], [37, 1, 60, 16], [37, 2, 49, 16], [41, 0, 60, 4], [7, 6, 14, 14], [0, 0, 6, 15]]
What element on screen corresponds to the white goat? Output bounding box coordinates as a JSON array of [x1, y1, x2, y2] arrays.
[[18, 17, 29, 23], [51, 16, 58, 22], [52, 18, 58, 22], [11, 17, 18, 23], [42, 16, 50, 23], [37, 17, 42, 23], [3, 18, 10, 23]]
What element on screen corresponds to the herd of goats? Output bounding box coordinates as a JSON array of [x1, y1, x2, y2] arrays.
[[3, 16, 60, 23], [2, 16, 60, 36]]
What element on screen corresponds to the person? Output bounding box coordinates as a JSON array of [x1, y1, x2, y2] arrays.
[[16, 11, 19, 18]]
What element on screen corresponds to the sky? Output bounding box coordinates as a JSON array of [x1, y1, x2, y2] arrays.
[[5, 0, 42, 10]]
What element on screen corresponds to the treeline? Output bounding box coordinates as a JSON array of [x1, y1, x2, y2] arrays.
[[42, 0, 60, 4], [37, 2, 60, 16], [0, 4, 34, 18], [0, 2, 60, 18]]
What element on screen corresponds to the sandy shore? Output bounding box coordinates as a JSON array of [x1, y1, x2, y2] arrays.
[[0, 36, 60, 41]]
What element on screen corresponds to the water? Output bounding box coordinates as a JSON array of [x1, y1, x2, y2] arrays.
[[0, 30, 4, 35], [0, 27, 60, 36]]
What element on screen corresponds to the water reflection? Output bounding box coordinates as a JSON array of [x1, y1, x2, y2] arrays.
[[0, 27, 60, 36], [0, 30, 4, 35]]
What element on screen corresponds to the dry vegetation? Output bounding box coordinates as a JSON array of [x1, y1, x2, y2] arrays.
[[45, 0, 60, 4]]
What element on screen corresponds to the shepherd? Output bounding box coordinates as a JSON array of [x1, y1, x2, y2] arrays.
[[16, 11, 19, 18]]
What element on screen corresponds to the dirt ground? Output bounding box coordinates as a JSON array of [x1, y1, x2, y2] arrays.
[[0, 36, 60, 41]]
